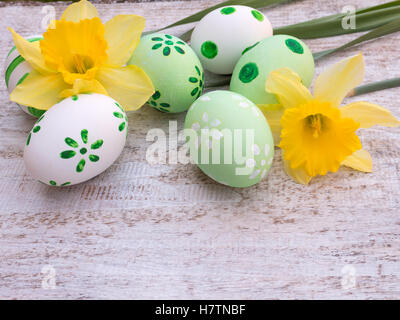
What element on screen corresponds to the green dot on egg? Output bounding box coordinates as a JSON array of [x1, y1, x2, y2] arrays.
[[28, 107, 45, 118], [251, 10, 264, 22], [163, 46, 171, 56], [285, 38, 304, 54], [174, 46, 185, 54], [239, 63, 259, 83], [221, 7, 236, 15], [152, 43, 162, 50], [201, 41, 218, 59], [152, 91, 161, 100]]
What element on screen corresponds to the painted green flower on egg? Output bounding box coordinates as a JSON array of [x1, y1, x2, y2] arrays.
[[151, 34, 186, 56], [60, 129, 103, 173], [48, 180, 71, 187], [113, 102, 128, 132], [188, 66, 204, 99], [26, 114, 45, 146], [148, 90, 171, 113]]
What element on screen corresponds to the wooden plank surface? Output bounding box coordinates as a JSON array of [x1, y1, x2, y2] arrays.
[[0, 0, 399, 299]]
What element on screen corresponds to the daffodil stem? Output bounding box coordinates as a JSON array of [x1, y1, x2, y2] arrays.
[[205, 77, 400, 98], [348, 77, 400, 97]]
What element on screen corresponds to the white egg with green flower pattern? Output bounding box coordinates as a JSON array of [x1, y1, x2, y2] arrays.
[[24, 93, 128, 186], [184, 90, 274, 188], [4, 35, 46, 118]]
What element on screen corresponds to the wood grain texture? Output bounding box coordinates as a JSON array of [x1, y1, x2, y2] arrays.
[[0, 0, 399, 300]]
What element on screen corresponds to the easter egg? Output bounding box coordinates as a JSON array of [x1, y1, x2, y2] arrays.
[[24, 93, 128, 186], [184, 90, 274, 188], [128, 33, 204, 113], [4, 35, 46, 118], [230, 35, 314, 105], [190, 5, 273, 75]]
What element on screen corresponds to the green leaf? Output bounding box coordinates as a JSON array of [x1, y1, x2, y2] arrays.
[[350, 77, 400, 97], [313, 17, 400, 60], [144, 0, 293, 39], [275, 1, 400, 39]]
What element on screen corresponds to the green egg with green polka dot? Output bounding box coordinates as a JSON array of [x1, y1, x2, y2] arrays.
[[230, 35, 314, 105], [128, 33, 204, 113], [184, 90, 274, 188]]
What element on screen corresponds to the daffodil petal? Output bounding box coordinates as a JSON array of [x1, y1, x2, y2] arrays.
[[96, 65, 154, 111], [104, 15, 145, 66], [341, 149, 372, 172], [60, 0, 99, 22], [314, 53, 364, 107], [283, 158, 313, 185], [8, 28, 52, 75], [265, 67, 312, 109], [10, 70, 69, 110], [340, 101, 400, 128], [258, 103, 284, 145], [60, 79, 108, 98]]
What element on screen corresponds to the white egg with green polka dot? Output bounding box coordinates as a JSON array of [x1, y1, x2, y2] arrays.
[[190, 5, 273, 75], [24, 94, 127, 187], [184, 90, 274, 188], [4, 35, 46, 118]]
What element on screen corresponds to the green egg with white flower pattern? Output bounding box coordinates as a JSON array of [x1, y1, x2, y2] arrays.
[[4, 35, 46, 118], [230, 34, 314, 104], [184, 90, 274, 188], [128, 33, 204, 113]]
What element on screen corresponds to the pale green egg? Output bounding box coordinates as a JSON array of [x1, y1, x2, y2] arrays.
[[128, 33, 204, 113], [184, 90, 274, 188], [230, 34, 314, 104]]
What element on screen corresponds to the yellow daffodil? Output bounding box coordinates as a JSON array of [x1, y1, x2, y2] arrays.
[[259, 53, 400, 185], [8, 0, 154, 111]]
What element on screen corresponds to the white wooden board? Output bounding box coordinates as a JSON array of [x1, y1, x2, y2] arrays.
[[0, 0, 399, 299]]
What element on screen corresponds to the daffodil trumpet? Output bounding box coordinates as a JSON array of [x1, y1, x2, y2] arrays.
[[7, 0, 154, 111], [258, 53, 400, 185]]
